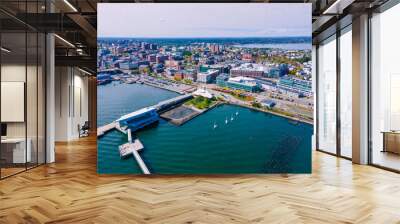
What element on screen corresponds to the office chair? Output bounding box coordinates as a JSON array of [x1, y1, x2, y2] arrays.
[[79, 121, 90, 138]]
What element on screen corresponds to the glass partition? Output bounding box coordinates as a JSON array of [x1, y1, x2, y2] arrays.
[[38, 32, 46, 165], [370, 3, 400, 171], [0, 2, 46, 179], [317, 35, 337, 154], [1, 31, 28, 177], [27, 31, 38, 169], [339, 27, 352, 158]]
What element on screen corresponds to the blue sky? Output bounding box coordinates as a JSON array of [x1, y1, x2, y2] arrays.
[[98, 3, 311, 38]]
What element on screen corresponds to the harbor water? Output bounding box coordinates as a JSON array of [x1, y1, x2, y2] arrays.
[[97, 82, 312, 174]]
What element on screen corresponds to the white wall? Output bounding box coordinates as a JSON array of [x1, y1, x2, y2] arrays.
[[1, 63, 46, 164], [54, 67, 89, 141]]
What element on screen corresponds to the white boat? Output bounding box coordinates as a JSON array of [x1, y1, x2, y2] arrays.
[[236, 111, 239, 116], [213, 122, 218, 129], [231, 115, 234, 121], [225, 118, 228, 124]]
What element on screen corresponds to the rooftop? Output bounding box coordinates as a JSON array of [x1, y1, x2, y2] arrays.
[[117, 107, 156, 122], [228, 76, 259, 87], [193, 88, 213, 99], [231, 63, 268, 72]]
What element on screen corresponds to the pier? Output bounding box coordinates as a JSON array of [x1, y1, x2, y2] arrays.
[[118, 130, 150, 174], [97, 94, 193, 174], [131, 149, 150, 174]]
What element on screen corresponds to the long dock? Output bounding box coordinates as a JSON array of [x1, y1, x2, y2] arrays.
[[118, 129, 150, 174], [128, 130, 150, 174], [97, 122, 117, 137], [131, 150, 150, 174]]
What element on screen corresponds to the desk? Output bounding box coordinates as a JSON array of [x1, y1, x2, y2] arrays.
[[1, 138, 31, 163], [382, 131, 400, 154]]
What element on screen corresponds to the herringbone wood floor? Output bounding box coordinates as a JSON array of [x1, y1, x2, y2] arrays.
[[1, 136, 400, 224]]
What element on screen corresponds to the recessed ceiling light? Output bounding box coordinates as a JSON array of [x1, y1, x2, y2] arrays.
[[54, 34, 75, 48], [63, 0, 78, 12], [1, 47, 11, 53], [78, 67, 92, 76]]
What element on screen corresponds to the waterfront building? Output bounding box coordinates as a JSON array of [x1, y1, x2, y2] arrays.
[[277, 76, 312, 97], [261, 100, 276, 109], [230, 63, 267, 78], [199, 64, 228, 74], [117, 107, 159, 132], [218, 74, 261, 92], [119, 62, 138, 70], [197, 69, 219, 83], [216, 73, 230, 87], [257, 79, 277, 91], [225, 76, 261, 92]]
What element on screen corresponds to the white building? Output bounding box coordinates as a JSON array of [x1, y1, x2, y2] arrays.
[[197, 69, 219, 83]]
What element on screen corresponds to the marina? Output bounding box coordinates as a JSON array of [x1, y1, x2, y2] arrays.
[[98, 88, 194, 174]]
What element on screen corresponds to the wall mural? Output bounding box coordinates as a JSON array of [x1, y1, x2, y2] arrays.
[[97, 3, 313, 174]]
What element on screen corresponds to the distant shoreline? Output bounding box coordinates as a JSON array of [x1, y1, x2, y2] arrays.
[[98, 36, 312, 40], [222, 102, 313, 126]]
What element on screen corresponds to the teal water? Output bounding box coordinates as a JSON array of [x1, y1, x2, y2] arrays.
[[97, 83, 312, 174]]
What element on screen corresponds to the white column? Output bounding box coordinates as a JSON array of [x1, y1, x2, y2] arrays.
[[352, 14, 369, 164], [46, 32, 55, 163]]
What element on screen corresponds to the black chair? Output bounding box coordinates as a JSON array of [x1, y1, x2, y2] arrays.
[[79, 121, 90, 138]]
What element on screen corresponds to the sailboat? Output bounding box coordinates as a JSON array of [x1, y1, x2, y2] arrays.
[[236, 111, 239, 116], [213, 122, 218, 129], [231, 115, 234, 121], [225, 117, 228, 124]]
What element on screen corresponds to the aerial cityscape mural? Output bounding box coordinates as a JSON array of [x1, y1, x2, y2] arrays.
[[97, 3, 313, 174]]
